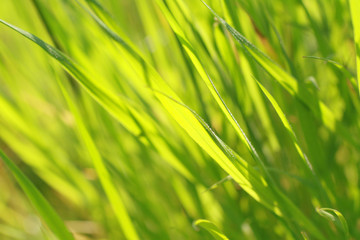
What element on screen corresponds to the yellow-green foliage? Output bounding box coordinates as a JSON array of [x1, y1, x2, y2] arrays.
[[0, 0, 359, 239]]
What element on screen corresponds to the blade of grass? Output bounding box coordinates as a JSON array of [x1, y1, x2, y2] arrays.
[[0, 150, 74, 240]]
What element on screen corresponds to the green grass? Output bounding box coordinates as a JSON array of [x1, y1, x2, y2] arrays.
[[0, 0, 359, 239]]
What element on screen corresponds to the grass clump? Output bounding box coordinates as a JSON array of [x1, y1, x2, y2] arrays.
[[0, 0, 359, 239]]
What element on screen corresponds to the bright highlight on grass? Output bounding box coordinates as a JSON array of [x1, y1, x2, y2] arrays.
[[0, 0, 359, 239]]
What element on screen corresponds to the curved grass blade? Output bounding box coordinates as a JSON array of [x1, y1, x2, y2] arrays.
[[206, 175, 232, 192], [349, 0, 360, 95], [193, 219, 229, 240], [316, 208, 350, 239], [0, 150, 74, 240], [201, 1, 359, 148]]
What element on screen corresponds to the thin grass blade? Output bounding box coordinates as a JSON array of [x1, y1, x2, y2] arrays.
[[316, 208, 350, 239], [193, 219, 229, 240]]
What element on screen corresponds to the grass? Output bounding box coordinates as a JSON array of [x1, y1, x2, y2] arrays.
[[0, 0, 359, 239]]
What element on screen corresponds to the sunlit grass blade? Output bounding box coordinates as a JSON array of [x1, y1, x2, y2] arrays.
[[193, 219, 229, 240], [349, 0, 360, 95], [0, 150, 74, 240]]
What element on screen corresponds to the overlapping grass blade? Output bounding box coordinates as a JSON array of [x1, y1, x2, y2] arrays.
[[0, 150, 74, 240], [316, 208, 350, 239], [193, 219, 229, 240]]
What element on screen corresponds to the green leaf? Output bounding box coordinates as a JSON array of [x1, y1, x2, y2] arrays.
[[0, 150, 74, 240]]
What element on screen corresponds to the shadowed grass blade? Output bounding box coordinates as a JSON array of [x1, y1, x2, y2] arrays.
[[316, 208, 350, 239], [193, 219, 229, 240]]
